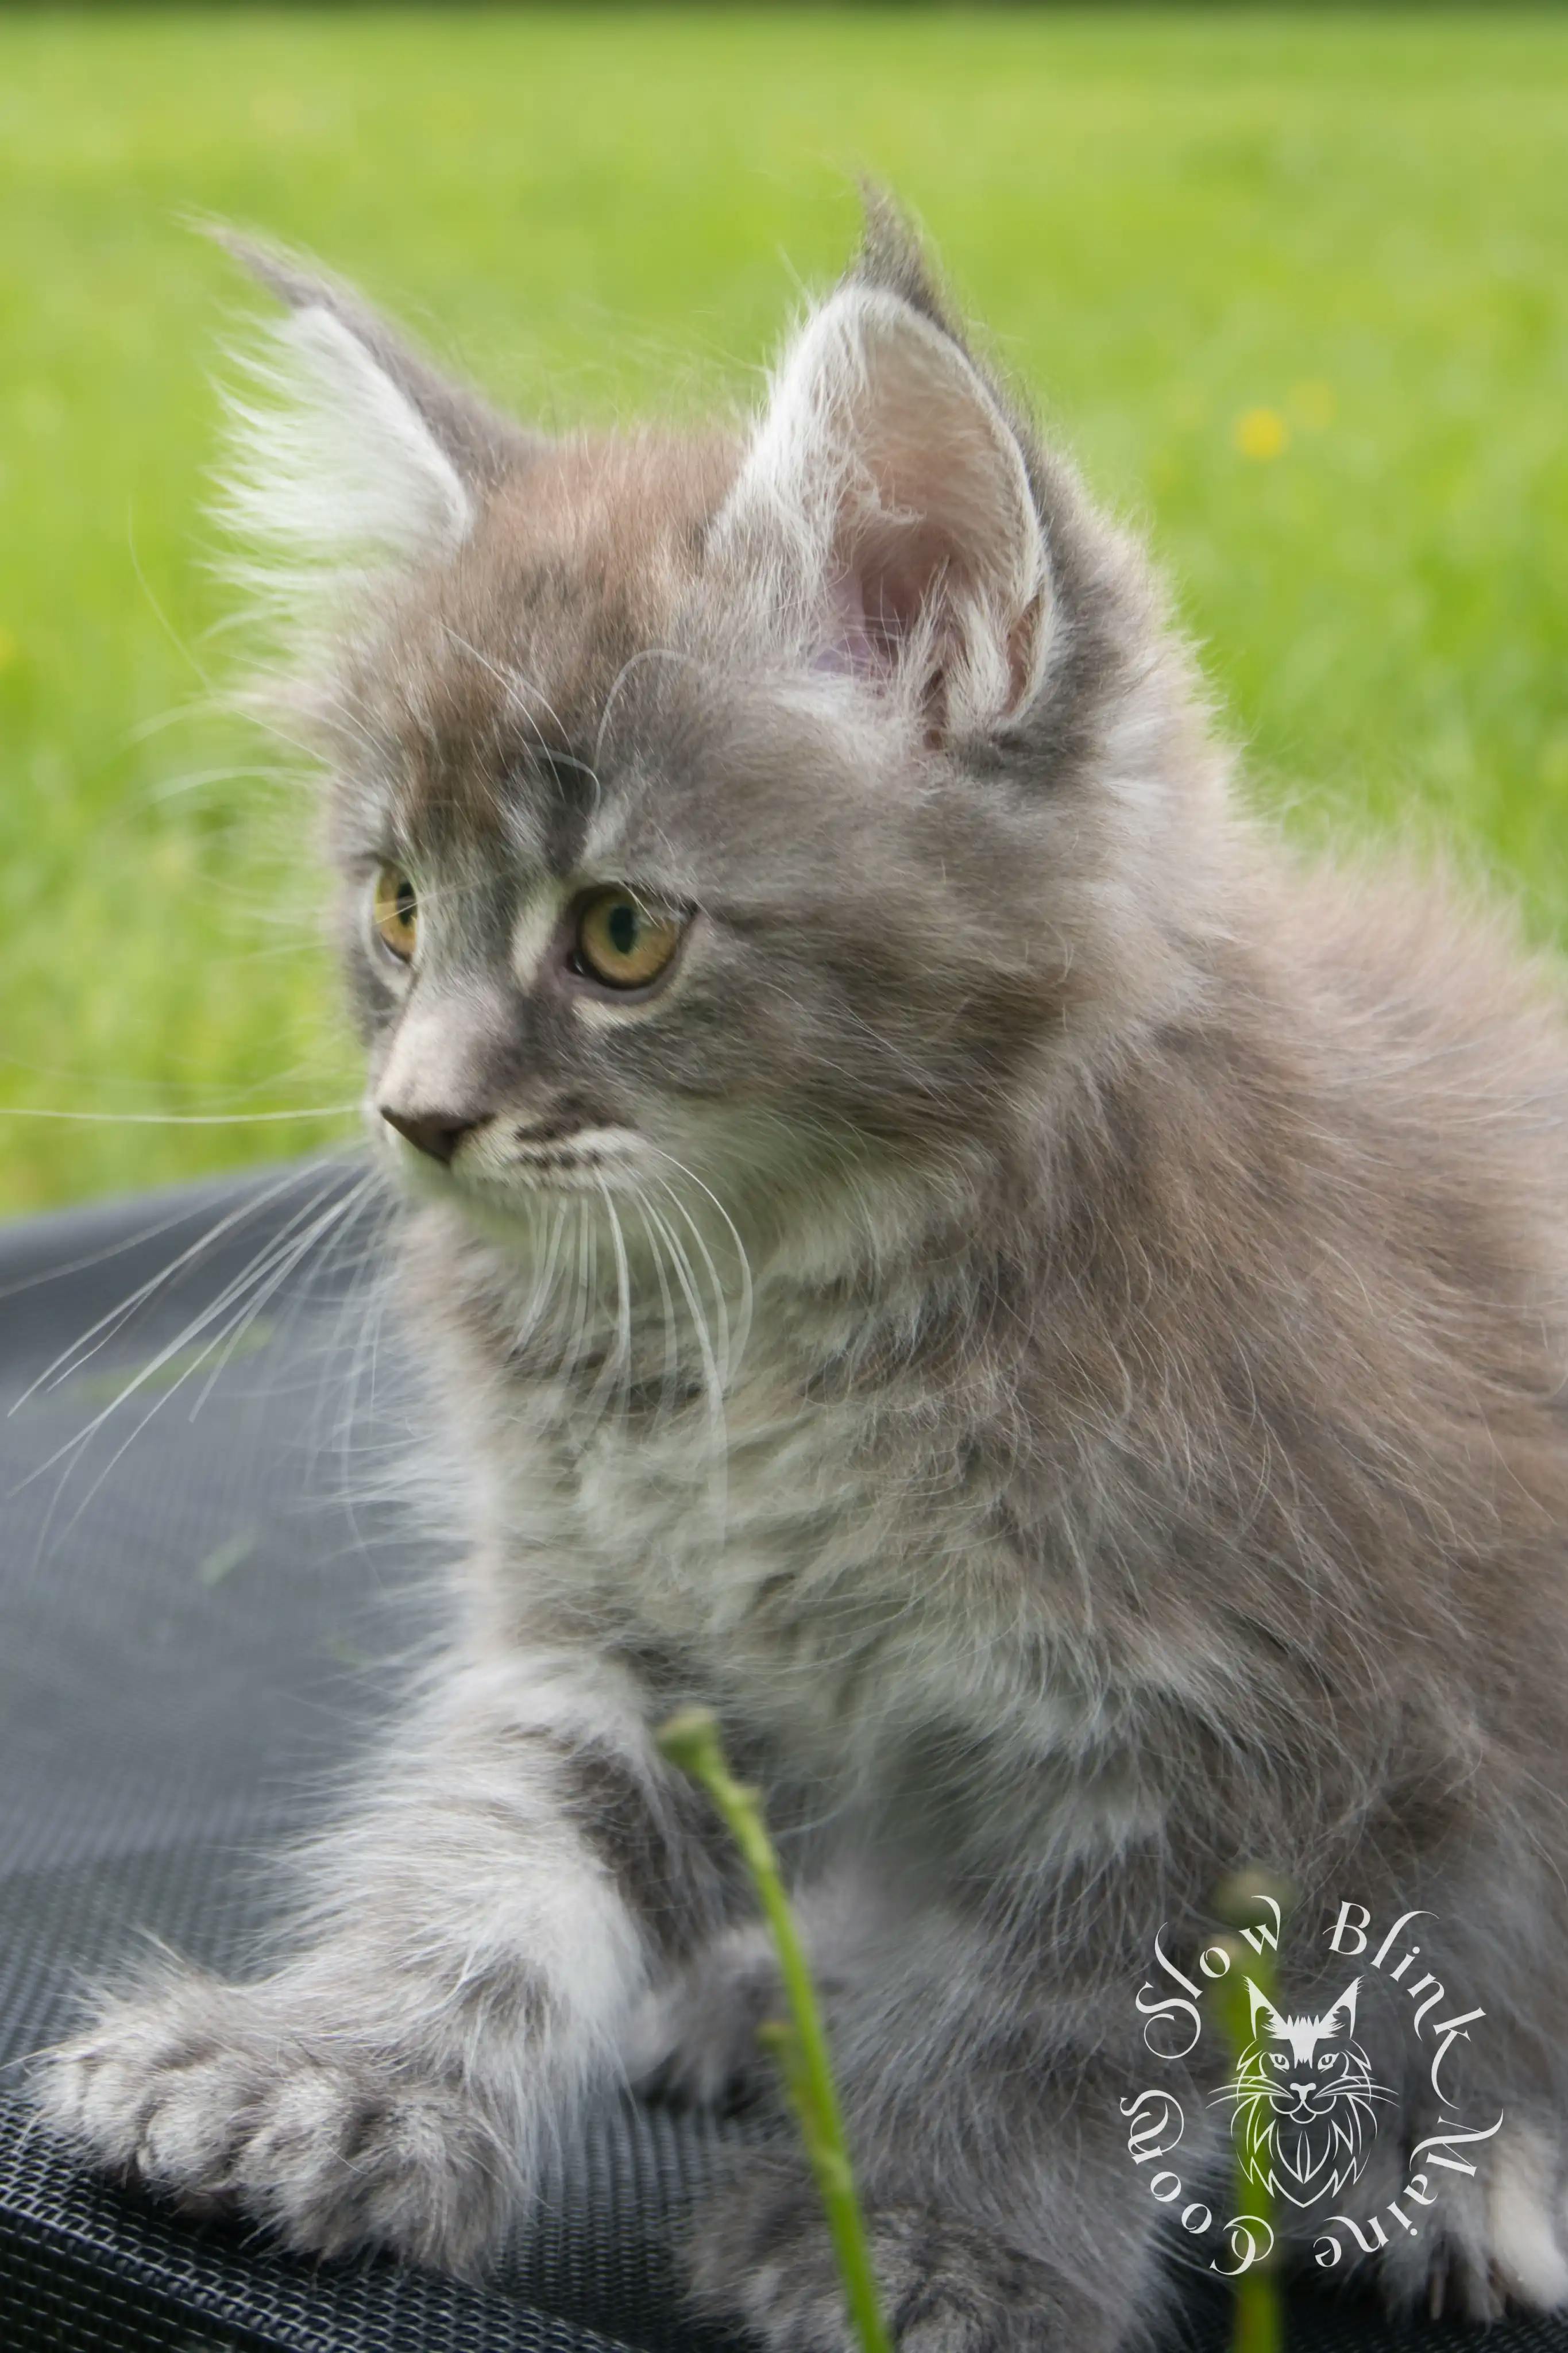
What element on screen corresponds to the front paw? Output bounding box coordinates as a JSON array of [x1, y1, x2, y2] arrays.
[[689, 2152, 1116, 2352], [33, 1972, 515, 2273]]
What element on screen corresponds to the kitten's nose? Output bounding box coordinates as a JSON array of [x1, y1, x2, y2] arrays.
[[380, 1106, 482, 1165]]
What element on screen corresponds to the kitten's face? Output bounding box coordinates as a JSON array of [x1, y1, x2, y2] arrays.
[[229, 220, 1187, 1262], [333, 452, 1077, 1242]]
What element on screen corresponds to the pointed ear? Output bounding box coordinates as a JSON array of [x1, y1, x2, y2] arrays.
[[1324, 1979, 1361, 2038], [1246, 1977, 1284, 2037], [211, 229, 529, 580], [715, 277, 1050, 739]]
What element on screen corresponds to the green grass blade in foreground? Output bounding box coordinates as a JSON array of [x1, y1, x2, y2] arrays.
[[656, 1706, 892, 2353], [1210, 1874, 1296, 2353]]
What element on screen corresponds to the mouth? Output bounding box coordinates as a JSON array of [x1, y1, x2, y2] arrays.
[[507, 1137, 632, 1190], [464, 1121, 644, 1196]]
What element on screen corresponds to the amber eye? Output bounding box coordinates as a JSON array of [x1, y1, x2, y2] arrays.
[[373, 865, 418, 963], [573, 889, 682, 990]]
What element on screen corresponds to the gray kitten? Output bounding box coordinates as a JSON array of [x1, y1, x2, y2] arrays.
[[36, 203, 1568, 2349]]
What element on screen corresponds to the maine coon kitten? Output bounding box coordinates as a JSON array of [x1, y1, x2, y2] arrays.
[[35, 202, 1568, 2348]]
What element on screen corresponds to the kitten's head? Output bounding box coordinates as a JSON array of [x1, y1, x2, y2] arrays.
[[222, 205, 1216, 1270]]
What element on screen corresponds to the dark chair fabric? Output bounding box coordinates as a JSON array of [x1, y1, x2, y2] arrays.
[[1, 1163, 1563, 2353]]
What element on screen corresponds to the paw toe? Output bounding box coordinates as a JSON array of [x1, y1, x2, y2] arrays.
[[36, 2002, 224, 2171], [33, 1981, 516, 2272]]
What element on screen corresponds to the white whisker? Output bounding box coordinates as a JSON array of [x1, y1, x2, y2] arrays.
[[555, 1198, 593, 1390], [10, 1158, 341, 1417], [18, 1173, 375, 1560], [629, 1189, 681, 1417], [636, 1188, 728, 1534], [643, 1144, 754, 1379], [0, 1106, 358, 1125], [646, 1171, 733, 1395], [592, 1175, 634, 1424]]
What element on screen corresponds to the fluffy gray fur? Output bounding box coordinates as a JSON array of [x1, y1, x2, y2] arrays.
[[34, 202, 1568, 2347]]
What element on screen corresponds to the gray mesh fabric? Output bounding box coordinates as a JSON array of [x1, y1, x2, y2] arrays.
[[1, 1164, 1561, 2352]]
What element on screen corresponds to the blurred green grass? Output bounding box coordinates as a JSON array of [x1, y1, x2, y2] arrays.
[[3, 7, 1567, 1216]]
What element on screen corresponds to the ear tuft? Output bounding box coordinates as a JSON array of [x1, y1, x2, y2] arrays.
[[851, 185, 953, 335]]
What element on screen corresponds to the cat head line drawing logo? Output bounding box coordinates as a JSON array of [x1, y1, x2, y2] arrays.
[[1128, 1900, 1503, 2274], [1214, 1975, 1394, 2209]]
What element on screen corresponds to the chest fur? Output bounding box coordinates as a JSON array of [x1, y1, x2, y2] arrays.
[[469, 1341, 1125, 1798], [500, 1371, 908, 1684]]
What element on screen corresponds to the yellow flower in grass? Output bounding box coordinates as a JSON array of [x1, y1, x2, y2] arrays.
[[1234, 407, 1289, 462]]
